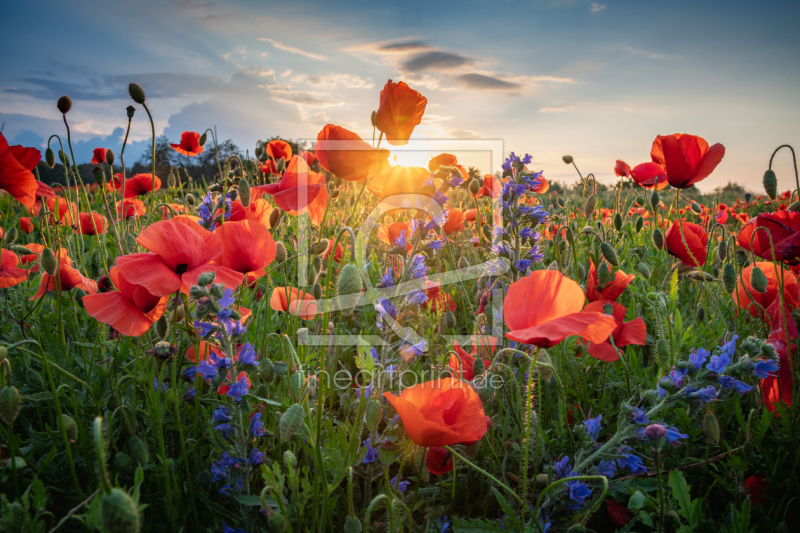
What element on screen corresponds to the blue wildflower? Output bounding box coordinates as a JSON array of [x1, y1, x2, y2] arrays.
[[583, 414, 603, 441], [720, 335, 738, 359], [238, 343, 258, 367], [362, 439, 378, 464], [707, 353, 731, 374], [617, 447, 647, 474], [407, 254, 428, 279], [222, 523, 245, 533], [595, 460, 617, 478], [219, 288, 235, 309], [689, 348, 710, 370], [405, 289, 428, 306], [685, 385, 717, 403], [390, 474, 409, 492], [227, 375, 250, 401], [393, 230, 406, 248], [665, 426, 688, 444], [553, 456, 572, 479], [566, 479, 592, 506], [630, 406, 650, 425], [753, 359, 779, 379], [250, 412, 266, 437], [718, 375, 755, 394], [249, 447, 264, 466]]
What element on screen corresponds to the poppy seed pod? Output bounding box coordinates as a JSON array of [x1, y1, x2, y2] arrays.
[[652, 228, 664, 250], [106, 149, 115, 166], [45, 148, 56, 168], [750, 266, 768, 293], [128, 83, 146, 104], [600, 242, 619, 267], [763, 169, 778, 200], [99, 488, 141, 533], [126, 105, 135, 119], [469, 178, 481, 195], [722, 263, 737, 294], [92, 166, 106, 185], [275, 241, 287, 263], [635, 216, 644, 233], [56, 95, 72, 114], [41, 247, 58, 276], [562, 155, 573, 164], [702, 412, 720, 445], [279, 403, 304, 441], [0, 386, 21, 424]]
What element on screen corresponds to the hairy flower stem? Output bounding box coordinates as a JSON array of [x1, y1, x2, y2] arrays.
[[444, 445, 523, 505], [142, 102, 158, 215], [118, 114, 133, 233], [654, 449, 666, 533], [521, 348, 540, 523]]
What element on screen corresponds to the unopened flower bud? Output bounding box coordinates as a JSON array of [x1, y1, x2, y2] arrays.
[[750, 266, 768, 293], [45, 148, 56, 168], [56, 95, 72, 114], [128, 82, 146, 104], [275, 241, 287, 263], [763, 169, 778, 200], [722, 263, 737, 294], [106, 148, 115, 166], [562, 155, 573, 164], [41, 247, 58, 276], [469, 179, 481, 195]]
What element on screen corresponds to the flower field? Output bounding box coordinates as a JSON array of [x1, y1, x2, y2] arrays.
[[1, 80, 799, 533]]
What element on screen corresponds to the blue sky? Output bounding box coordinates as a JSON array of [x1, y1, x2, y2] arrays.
[[1, 0, 799, 191]]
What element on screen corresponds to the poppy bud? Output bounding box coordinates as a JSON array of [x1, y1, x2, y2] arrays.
[[366, 400, 382, 432], [4, 227, 16, 246], [717, 239, 728, 261], [690, 202, 702, 214], [763, 169, 778, 200], [600, 242, 619, 267], [181, 194, 194, 208], [744, 192, 752, 202], [614, 213, 623, 231], [0, 346, 7, 361], [696, 306, 705, 322], [171, 305, 184, 324], [703, 412, 720, 445], [290, 371, 305, 396], [276, 157, 286, 174], [790, 200, 800, 212], [306, 264, 317, 286], [735, 248, 748, 267], [126, 234, 138, 254], [472, 357, 485, 376], [99, 488, 141, 533], [332, 187, 341, 199], [280, 403, 304, 441], [260, 358, 275, 384], [597, 262, 610, 287], [337, 263, 363, 317], [267, 513, 287, 533], [128, 82, 146, 104], [577, 263, 586, 281], [92, 166, 106, 185], [45, 148, 56, 168], [199, 132, 207, 146], [469, 179, 481, 195], [239, 178, 251, 207], [344, 516, 362, 533], [535, 473, 549, 490], [41, 247, 58, 276], [482, 224, 491, 242], [126, 105, 135, 119], [655, 339, 671, 370], [652, 228, 664, 250], [61, 414, 78, 441], [74, 288, 87, 308], [562, 155, 573, 164], [106, 149, 115, 166], [114, 452, 134, 473], [370, 110, 377, 128], [444, 310, 456, 329], [722, 263, 737, 294], [458, 256, 469, 269], [637, 262, 651, 279], [56, 95, 72, 114], [583, 195, 597, 218], [269, 209, 281, 229], [129, 436, 150, 464], [635, 216, 644, 233], [58, 150, 69, 166], [557, 197, 566, 209], [750, 267, 768, 293], [650, 190, 659, 210], [154, 315, 169, 340], [275, 241, 287, 263], [0, 386, 21, 424]]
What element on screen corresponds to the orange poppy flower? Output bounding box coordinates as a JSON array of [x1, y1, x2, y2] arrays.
[[715, 209, 728, 224], [475, 175, 502, 199], [83, 266, 168, 336], [531, 174, 549, 194], [378, 222, 413, 250], [0, 133, 39, 208], [324, 239, 343, 264], [160, 203, 186, 219], [425, 446, 453, 475], [170, 131, 204, 157], [117, 198, 146, 219], [115, 218, 243, 297], [91, 148, 107, 165], [19, 217, 34, 234], [735, 262, 799, 320], [30, 255, 97, 300], [650, 133, 725, 189], [0, 249, 28, 288], [504, 270, 617, 348], [442, 208, 465, 235], [448, 341, 489, 381], [123, 173, 161, 198], [581, 301, 646, 362], [428, 153, 458, 172], [630, 162, 668, 190], [375, 80, 427, 146], [260, 159, 278, 175], [586, 261, 636, 302], [315, 124, 389, 182], [252, 155, 329, 225], [223, 198, 275, 228], [423, 280, 457, 314], [665, 220, 708, 266], [614, 160, 631, 178], [212, 220, 276, 286], [18, 244, 69, 273], [383, 377, 487, 447], [738, 211, 800, 263], [368, 165, 435, 201], [78, 212, 107, 235], [465, 209, 479, 223], [269, 287, 318, 320], [300, 149, 316, 167], [266, 139, 292, 161]]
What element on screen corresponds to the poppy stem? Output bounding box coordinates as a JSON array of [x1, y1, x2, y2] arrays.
[[141, 102, 157, 217], [521, 348, 540, 524], [443, 445, 524, 506]]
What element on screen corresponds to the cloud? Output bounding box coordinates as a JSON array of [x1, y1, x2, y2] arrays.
[[540, 105, 576, 112], [305, 74, 374, 89], [621, 46, 675, 60], [401, 51, 473, 72], [257, 38, 327, 60], [456, 73, 522, 91], [589, 1, 607, 12]]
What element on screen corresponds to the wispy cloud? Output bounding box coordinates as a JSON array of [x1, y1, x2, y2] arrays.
[[257, 38, 327, 60], [621, 46, 675, 60], [457, 73, 521, 91], [540, 105, 576, 112], [589, 1, 606, 12]]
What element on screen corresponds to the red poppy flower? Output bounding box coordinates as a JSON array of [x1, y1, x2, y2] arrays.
[[738, 211, 800, 263], [531, 175, 549, 194], [0, 249, 28, 289], [19, 217, 34, 234], [448, 341, 489, 381], [266, 140, 292, 161], [315, 125, 390, 182], [443, 208, 465, 235], [476, 175, 502, 199], [252, 155, 329, 225], [170, 131, 204, 157], [630, 162, 668, 190], [212, 220, 276, 286], [383, 377, 487, 447], [30, 255, 97, 300], [375, 80, 427, 146], [378, 222, 413, 250], [650, 133, 725, 189], [428, 153, 458, 172], [123, 173, 161, 198], [762, 301, 794, 413], [18, 244, 69, 274], [115, 218, 243, 297], [607, 500, 634, 526], [0, 133, 39, 208], [161, 203, 186, 219], [423, 280, 457, 314], [260, 159, 278, 175], [300, 150, 316, 167], [83, 266, 169, 336], [186, 341, 252, 395], [665, 220, 708, 266], [78, 212, 107, 235], [715, 209, 728, 224], [586, 261, 635, 302], [269, 287, 318, 320], [744, 476, 769, 506], [581, 301, 646, 362], [91, 148, 107, 165], [368, 165, 436, 201], [425, 446, 453, 475], [465, 209, 479, 223], [504, 270, 617, 348], [117, 198, 146, 219], [735, 262, 799, 320], [324, 239, 343, 264], [614, 160, 631, 178]]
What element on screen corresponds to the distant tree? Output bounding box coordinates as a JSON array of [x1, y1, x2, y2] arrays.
[[467, 166, 482, 181], [547, 180, 565, 195]]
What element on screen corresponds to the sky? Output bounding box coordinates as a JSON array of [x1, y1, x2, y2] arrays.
[[1, 0, 799, 192]]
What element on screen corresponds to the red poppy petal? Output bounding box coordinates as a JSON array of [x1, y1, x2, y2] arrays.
[[616, 317, 647, 347], [687, 143, 725, 187], [116, 253, 182, 296], [505, 312, 616, 348], [83, 291, 157, 336]]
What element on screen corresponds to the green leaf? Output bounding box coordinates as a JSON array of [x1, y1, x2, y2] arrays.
[[668, 470, 700, 527], [629, 490, 646, 510], [490, 487, 521, 530], [233, 494, 265, 507], [243, 394, 282, 406], [669, 269, 679, 306], [452, 517, 509, 532]]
